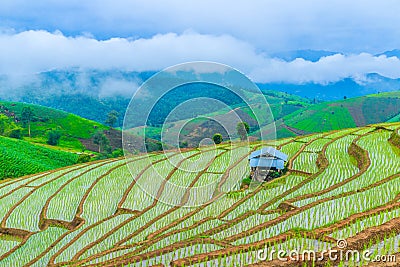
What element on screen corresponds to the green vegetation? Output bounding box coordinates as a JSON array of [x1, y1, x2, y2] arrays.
[[0, 122, 399, 266], [0, 136, 78, 180], [105, 110, 119, 128], [0, 101, 133, 159], [4, 90, 398, 153], [47, 130, 62, 146], [0, 102, 133, 180], [129, 89, 311, 145], [212, 133, 223, 144], [77, 153, 91, 163], [128, 126, 162, 141], [236, 121, 250, 140], [284, 104, 357, 133], [0, 101, 109, 152], [275, 126, 297, 138], [0, 114, 22, 138], [93, 131, 110, 153], [21, 106, 34, 137], [282, 91, 400, 133]]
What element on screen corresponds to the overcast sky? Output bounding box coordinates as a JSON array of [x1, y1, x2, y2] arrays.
[[1, 0, 400, 84]]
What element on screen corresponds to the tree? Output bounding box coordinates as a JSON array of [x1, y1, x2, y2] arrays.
[[47, 130, 62, 145], [212, 133, 223, 144], [145, 138, 163, 152], [105, 110, 119, 128], [179, 141, 188, 148], [0, 114, 8, 135], [21, 107, 34, 137], [77, 154, 91, 163], [236, 122, 250, 141], [9, 128, 22, 139], [112, 148, 124, 158], [93, 131, 110, 153], [0, 115, 22, 139]]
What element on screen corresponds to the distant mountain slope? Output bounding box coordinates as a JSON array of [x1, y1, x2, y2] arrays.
[[28, 94, 130, 128], [0, 69, 149, 126], [376, 49, 400, 58], [129, 90, 400, 144], [128, 90, 312, 146], [0, 66, 399, 125], [0, 135, 78, 180], [257, 73, 400, 101], [282, 91, 400, 133], [270, 49, 338, 62]]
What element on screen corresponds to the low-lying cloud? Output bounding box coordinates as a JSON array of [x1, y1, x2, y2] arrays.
[[99, 79, 139, 98], [250, 53, 400, 84], [0, 30, 400, 87]]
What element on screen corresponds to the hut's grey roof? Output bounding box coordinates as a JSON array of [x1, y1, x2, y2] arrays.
[[249, 147, 288, 161], [249, 158, 285, 169]]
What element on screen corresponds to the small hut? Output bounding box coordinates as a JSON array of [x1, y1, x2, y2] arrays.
[[248, 147, 288, 182]]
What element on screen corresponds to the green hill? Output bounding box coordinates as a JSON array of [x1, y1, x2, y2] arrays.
[[0, 101, 124, 180], [0, 101, 164, 180], [129, 90, 312, 146], [0, 101, 110, 152], [0, 135, 79, 180], [130, 90, 400, 145], [0, 101, 162, 155], [282, 91, 400, 134], [0, 122, 398, 266]]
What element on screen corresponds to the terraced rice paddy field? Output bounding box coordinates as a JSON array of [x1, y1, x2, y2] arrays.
[[1, 122, 400, 266]]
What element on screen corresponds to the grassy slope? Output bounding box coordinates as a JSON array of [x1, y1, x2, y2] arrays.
[[284, 104, 356, 132], [0, 101, 109, 151], [282, 91, 400, 133], [0, 135, 78, 180], [0, 101, 118, 180], [241, 90, 312, 125]]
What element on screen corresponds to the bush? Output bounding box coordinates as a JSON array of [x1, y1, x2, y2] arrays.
[[145, 140, 163, 152], [269, 171, 281, 178], [9, 128, 22, 139], [179, 141, 188, 148], [47, 130, 62, 146], [77, 154, 91, 163], [212, 133, 223, 144], [242, 177, 252, 186], [112, 148, 124, 158]]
